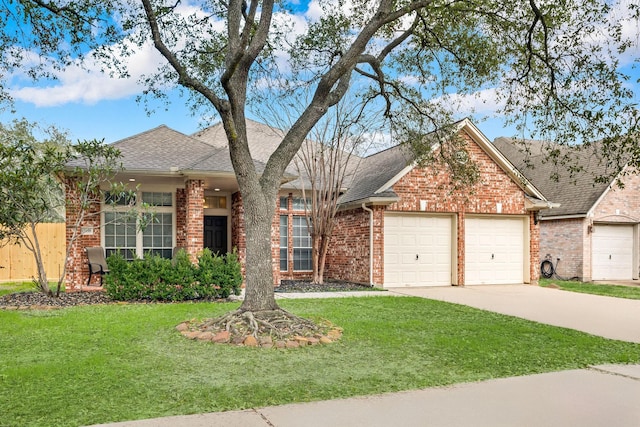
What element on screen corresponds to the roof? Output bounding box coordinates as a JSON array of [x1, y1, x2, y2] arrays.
[[109, 125, 233, 172], [492, 137, 617, 218], [340, 119, 547, 206]]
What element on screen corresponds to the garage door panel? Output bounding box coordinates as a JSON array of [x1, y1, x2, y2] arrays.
[[384, 214, 452, 287], [466, 217, 524, 285], [592, 225, 633, 281]]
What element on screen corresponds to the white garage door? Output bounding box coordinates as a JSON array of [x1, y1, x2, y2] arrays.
[[592, 224, 634, 281], [384, 214, 452, 287], [465, 217, 525, 285]]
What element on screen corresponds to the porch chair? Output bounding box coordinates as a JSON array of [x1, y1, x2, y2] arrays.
[[86, 247, 110, 287]]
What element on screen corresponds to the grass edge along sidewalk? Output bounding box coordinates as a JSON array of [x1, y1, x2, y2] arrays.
[[540, 278, 640, 300], [1, 296, 639, 427]]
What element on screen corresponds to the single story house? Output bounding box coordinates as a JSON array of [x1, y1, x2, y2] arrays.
[[65, 119, 553, 290], [493, 137, 640, 282]]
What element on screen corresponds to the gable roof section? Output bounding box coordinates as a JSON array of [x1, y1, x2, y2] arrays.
[[492, 137, 615, 218], [107, 125, 233, 173], [340, 119, 547, 206]]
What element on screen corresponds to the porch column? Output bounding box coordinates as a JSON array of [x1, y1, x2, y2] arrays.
[[184, 179, 204, 260], [64, 176, 101, 291]]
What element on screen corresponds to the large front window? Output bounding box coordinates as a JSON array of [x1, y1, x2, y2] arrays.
[[293, 216, 312, 271], [103, 191, 174, 259]]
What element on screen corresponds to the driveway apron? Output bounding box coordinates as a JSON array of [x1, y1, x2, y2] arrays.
[[388, 284, 640, 343]]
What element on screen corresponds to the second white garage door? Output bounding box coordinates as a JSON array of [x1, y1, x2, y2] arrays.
[[592, 224, 634, 281], [384, 214, 452, 287], [465, 216, 525, 285]]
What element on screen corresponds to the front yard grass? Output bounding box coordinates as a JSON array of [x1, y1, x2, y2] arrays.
[[1, 296, 639, 426], [0, 281, 37, 296], [540, 278, 640, 300]]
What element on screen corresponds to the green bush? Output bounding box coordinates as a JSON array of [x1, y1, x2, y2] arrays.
[[104, 248, 242, 302]]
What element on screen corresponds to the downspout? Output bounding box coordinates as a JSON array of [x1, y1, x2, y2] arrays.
[[362, 203, 374, 286]]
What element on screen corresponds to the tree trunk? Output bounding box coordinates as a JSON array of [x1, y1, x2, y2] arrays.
[[238, 191, 280, 312]]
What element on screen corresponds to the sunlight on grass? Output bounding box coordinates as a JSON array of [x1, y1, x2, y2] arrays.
[[540, 279, 640, 300], [0, 281, 37, 296], [1, 296, 639, 426]]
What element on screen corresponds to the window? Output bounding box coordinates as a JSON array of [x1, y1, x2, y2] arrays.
[[143, 191, 172, 206], [143, 212, 173, 258], [279, 196, 288, 210], [292, 197, 311, 211], [293, 216, 312, 271], [103, 191, 174, 259], [104, 212, 137, 260], [203, 195, 227, 209], [279, 215, 288, 271], [105, 191, 135, 206]]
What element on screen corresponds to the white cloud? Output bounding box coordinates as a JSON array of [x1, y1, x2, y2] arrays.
[[9, 40, 168, 107], [435, 88, 505, 118]]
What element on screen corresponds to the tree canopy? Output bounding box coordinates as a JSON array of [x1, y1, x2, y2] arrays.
[[2, 0, 638, 314]]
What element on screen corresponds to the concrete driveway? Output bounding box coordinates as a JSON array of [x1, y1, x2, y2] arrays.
[[388, 285, 640, 343]]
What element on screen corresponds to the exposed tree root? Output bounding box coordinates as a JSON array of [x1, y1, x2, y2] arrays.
[[178, 308, 342, 347]]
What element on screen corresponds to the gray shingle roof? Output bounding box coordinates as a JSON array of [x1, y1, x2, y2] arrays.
[[492, 137, 616, 218], [110, 125, 221, 171], [339, 144, 412, 204]]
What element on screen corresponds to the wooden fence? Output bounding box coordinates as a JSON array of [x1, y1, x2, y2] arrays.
[[0, 223, 66, 282]]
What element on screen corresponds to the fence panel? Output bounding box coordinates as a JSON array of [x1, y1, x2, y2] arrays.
[[0, 223, 66, 282]]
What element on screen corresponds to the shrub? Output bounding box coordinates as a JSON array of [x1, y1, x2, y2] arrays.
[[104, 248, 243, 302]]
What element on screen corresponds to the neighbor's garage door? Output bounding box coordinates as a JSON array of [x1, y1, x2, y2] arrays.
[[592, 224, 634, 281], [384, 214, 452, 287], [465, 216, 525, 285]]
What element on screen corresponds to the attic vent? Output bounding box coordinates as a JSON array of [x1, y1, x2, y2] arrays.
[[455, 150, 469, 164]]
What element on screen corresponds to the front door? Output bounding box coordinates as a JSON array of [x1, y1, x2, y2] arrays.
[[204, 216, 228, 255]]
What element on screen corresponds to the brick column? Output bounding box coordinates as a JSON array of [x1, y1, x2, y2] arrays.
[[371, 206, 385, 285], [529, 212, 540, 285], [64, 177, 101, 291], [456, 210, 465, 286], [184, 180, 204, 260]]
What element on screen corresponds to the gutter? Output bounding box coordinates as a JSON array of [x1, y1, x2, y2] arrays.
[[362, 203, 374, 286]]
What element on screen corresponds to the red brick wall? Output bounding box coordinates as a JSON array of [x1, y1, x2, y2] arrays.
[[592, 171, 640, 222], [324, 207, 373, 284], [326, 129, 539, 287], [65, 177, 101, 290], [540, 218, 587, 280], [184, 180, 204, 260]]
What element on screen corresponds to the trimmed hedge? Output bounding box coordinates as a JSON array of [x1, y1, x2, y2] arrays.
[[104, 248, 242, 301]]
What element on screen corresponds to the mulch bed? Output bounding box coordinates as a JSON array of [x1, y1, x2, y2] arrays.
[[0, 280, 378, 309]]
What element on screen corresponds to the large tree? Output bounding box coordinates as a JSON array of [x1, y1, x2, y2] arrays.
[[2, 1, 638, 324]]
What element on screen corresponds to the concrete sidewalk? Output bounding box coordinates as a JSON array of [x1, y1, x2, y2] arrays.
[[90, 364, 640, 427], [388, 285, 640, 343]]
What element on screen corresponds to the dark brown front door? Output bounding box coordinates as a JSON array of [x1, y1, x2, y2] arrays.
[[204, 216, 227, 255]]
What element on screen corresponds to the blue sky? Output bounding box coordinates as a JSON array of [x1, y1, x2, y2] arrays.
[[1, 0, 638, 146]]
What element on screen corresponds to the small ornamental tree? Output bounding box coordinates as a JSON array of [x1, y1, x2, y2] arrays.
[[0, 119, 124, 296]]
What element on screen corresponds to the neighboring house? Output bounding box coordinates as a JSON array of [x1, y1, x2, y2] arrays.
[[493, 137, 640, 282], [65, 119, 552, 290]]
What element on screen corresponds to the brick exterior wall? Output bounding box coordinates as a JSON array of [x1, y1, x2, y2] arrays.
[[540, 218, 586, 280], [539, 171, 640, 282], [326, 130, 540, 287], [65, 177, 102, 290], [184, 180, 204, 259], [324, 207, 374, 284]]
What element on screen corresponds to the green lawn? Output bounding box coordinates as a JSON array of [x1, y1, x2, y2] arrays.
[[1, 296, 639, 427], [540, 278, 640, 300], [0, 281, 37, 296]]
